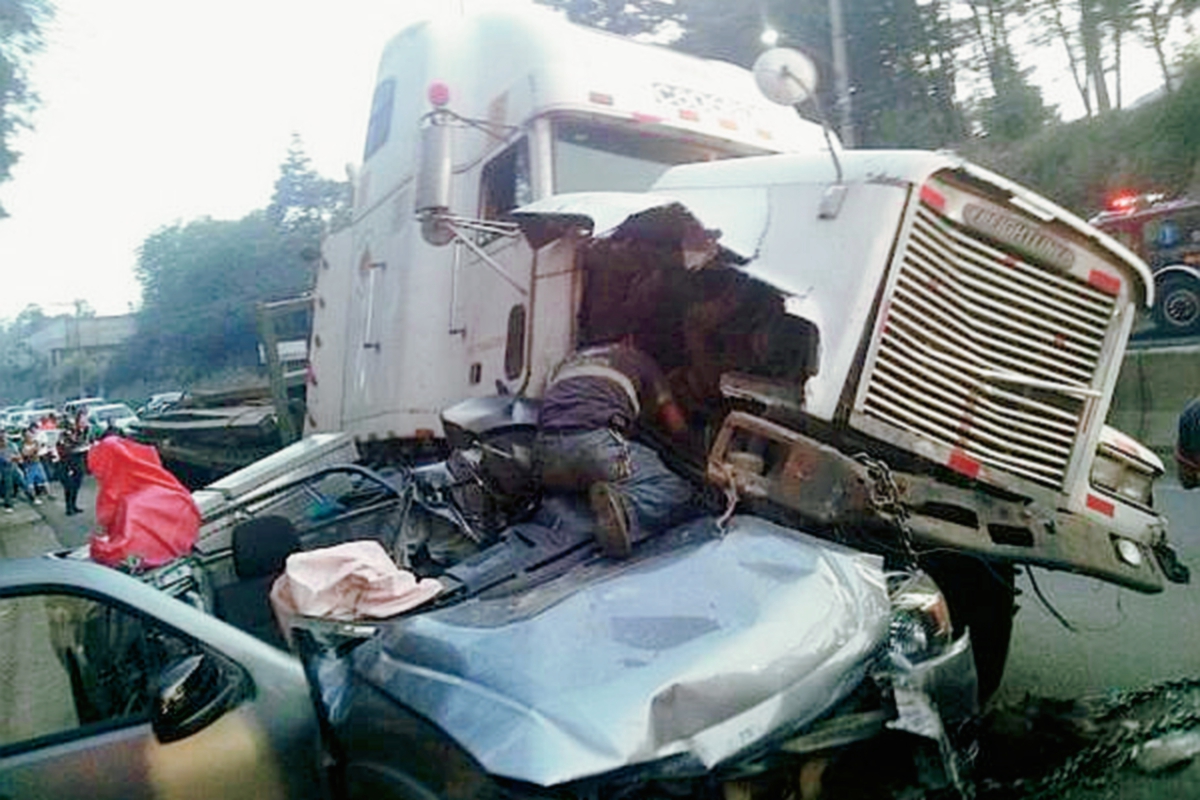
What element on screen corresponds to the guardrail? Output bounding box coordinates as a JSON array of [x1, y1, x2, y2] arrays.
[[1109, 343, 1200, 471]]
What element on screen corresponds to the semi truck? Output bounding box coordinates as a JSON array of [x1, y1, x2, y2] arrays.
[[307, 6, 1187, 697]]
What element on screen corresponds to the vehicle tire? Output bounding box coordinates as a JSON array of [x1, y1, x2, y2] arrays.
[[1153, 272, 1200, 336], [919, 554, 1016, 704]]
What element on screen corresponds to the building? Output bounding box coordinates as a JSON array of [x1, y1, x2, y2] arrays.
[[24, 314, 137, 368]]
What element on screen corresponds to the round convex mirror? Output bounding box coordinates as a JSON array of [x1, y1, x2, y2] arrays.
[[752, 48, 820, 106]]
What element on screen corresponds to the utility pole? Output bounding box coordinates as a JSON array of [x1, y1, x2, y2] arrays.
[[73, 299, 85, 399], [828, 0, 854, 147]]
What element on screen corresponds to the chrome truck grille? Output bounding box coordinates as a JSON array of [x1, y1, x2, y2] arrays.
[[860, 201, 1116, 489]]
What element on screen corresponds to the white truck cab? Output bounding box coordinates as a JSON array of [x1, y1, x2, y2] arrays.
[[308, 6, 828, 446]]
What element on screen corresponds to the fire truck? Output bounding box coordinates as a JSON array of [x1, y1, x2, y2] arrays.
[[1090, 193, 1200, 335]]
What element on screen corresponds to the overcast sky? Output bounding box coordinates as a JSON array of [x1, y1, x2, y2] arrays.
[[0, 0, 437, 322], [0, 0, 1181, 323]]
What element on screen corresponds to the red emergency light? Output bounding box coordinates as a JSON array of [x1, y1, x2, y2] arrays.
[[1108, 192, 1140, 212]]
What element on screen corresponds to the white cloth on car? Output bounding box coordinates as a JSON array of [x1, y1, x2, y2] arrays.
[[270, 540, 442, 626]]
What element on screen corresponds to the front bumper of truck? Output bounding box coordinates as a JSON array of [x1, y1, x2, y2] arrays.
[[707, 411, 1186, 593]]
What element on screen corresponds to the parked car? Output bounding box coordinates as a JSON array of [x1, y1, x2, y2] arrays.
[[62, 397, 107, 418], [86, 403, 139, 435], [0, 408, 24, 431], [5, 408, 56, 436], [137, 391, 184, 418]]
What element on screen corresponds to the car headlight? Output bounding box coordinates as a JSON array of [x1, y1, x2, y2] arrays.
[[887, 571, 954, 664]]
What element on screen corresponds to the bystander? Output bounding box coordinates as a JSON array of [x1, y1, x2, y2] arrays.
[[57, 411, 91, 516], [1, 436, 38, 511], [20, 425, 52, 500]]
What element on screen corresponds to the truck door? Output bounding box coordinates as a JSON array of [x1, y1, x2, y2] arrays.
[[456, 139, 537, 396]]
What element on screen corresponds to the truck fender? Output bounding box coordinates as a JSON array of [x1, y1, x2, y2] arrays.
[[1153, 263, 1200, 285]]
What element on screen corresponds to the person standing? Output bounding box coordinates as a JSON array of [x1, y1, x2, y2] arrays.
[[0, 443, 17, 512], [1, 438, 37, 511], [58, 411, 90, 516], [1178, 396, 1200, 489], [20, 426, 51, 500], [535, 338, 695, 558]]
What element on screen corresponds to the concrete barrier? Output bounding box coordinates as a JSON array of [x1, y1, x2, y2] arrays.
[[1109, 344, 1200, 461]]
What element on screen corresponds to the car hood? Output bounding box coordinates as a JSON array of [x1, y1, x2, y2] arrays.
[[343, 515, 890, 786]]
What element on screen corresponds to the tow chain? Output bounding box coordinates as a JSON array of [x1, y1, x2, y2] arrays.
[[852, 453, 919, 568], [978, 678, 1200, 798]]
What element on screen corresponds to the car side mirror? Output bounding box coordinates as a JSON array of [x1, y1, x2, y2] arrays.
[[152, 653, 249, 743]]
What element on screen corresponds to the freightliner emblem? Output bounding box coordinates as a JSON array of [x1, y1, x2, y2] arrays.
[[963, 203, 1075, 271]]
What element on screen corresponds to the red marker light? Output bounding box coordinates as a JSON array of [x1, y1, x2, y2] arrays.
[[1086, 493, 1115, 517], [428, 81, 450, 107], [920, 184, 946, 212], [1087, 269, 1122, 296], [948, 449, 981, 479]]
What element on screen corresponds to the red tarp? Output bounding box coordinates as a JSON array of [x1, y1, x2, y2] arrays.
[[88, 436, 200, 569]]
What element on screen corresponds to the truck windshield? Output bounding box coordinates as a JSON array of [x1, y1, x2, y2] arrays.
[[552, 119, 757, 193]]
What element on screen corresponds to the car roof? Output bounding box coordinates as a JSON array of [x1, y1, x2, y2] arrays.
[[64, 397, 106, 408], [91, 403, 135, 415]]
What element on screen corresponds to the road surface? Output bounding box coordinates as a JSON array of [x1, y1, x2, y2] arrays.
[[998, 480, 1200, 703], [980, 478, 1200, 797]]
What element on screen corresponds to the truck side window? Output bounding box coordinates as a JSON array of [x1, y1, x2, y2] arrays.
[[363, 78, 396, 161], [505, 304, 526, 380], [480, 139, 532, 224]]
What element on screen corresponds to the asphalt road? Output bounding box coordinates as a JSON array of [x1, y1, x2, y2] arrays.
[[33, 474, 98, 552], [985, 478, 1200, 798], [997, 479, 1200, 703]]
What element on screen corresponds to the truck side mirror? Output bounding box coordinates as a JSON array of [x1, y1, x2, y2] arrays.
[[752, 48, 819, 106], [752, 47, 845, 218], [416, 110, 455, 246]]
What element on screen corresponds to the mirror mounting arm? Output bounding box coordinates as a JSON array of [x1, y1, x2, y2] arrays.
[[754, 48, 847, 219], [424, 214, 527, 296]]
